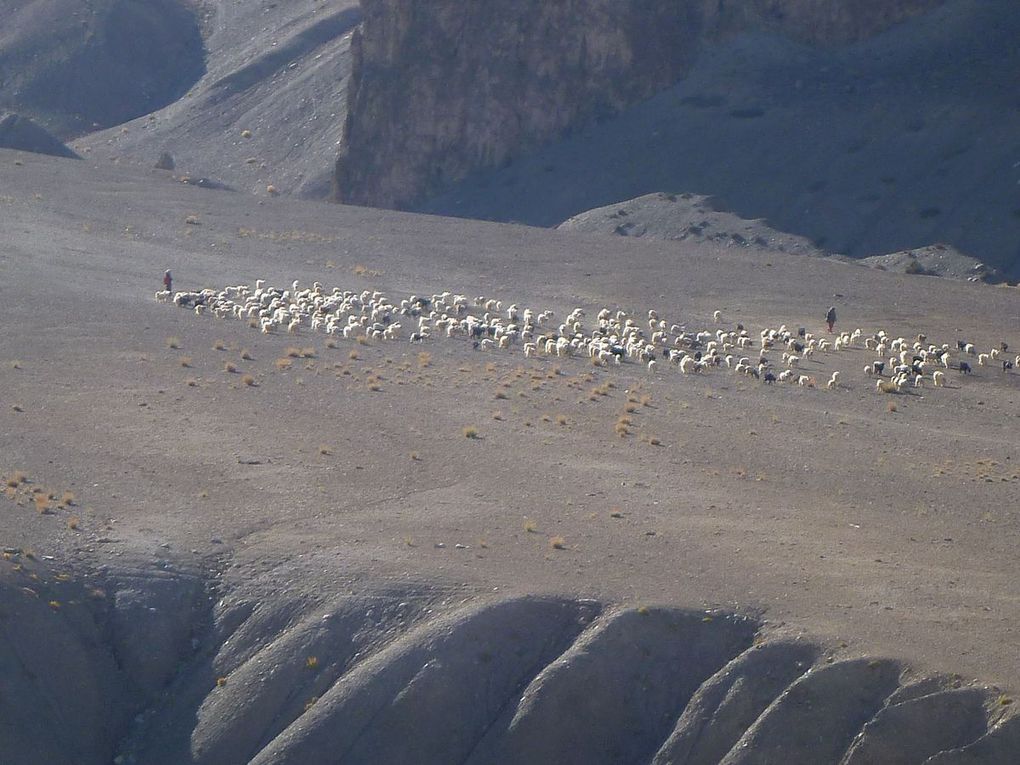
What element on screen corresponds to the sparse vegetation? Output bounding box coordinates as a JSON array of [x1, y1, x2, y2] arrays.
[[213, 340, 227, 351], [275, 358, 293, 371], [242, 375, 257, 387], [224, 362, 237, 374], [549, 536, 566, 550], [524, 518, 537, 533], [165, 336, 181, 349], [67, 516, 80, 530], [179, 356, 192, 368], [462, 425, 479, 439]]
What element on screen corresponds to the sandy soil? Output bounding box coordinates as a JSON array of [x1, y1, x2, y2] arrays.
[[2, 148, 1020, 700]]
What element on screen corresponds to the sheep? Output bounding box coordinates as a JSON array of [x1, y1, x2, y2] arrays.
[[932, 370, 946, 387], [978, 353, 990, 366], [959, 361, 973, 375], [155, 290, 171, 303], [713, 310, 722, 323], [826, 371, 840, 390], [647, 359, 657, 373]]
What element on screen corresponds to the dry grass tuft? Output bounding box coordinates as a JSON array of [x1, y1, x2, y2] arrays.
[[556, 415, 568, 426], [286, 347, 302, 358], [213, 340, 227, 351], [410, 452, 421, 461], [216, 677, 227, 687], [301, 347, 316, 358], [356, 336, 369, 346], [11, 360, 22, 370], [67, 516, 80, 530], [318, 445, 332, 456], [524, 518, 538, 533], [549, 536, 566, 550], [326, 339, 338, 350], [349, 350, 359, 360], [610, 509, 624, 518], [34, 494, 50, 514], [305, 656, 319, 670], [179, 357, 193, 368], [186, 378, 198, 387], [60, 490, 75, 507], [494, 391, 508, 400], [887, 401, 898, 413], [462, 425, 480, 439], [242, 375, 257, 387], [166, 336, 181, 349], [275, 358, 293, 371], [492, 411, 503, 421], [184, 214, 200, 225], [418, 351, 432, 368], [224, 362, 237, 374]]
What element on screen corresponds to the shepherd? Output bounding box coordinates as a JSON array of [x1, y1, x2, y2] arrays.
[[163, 269, 173, 293], [825, 305, 837, 333]]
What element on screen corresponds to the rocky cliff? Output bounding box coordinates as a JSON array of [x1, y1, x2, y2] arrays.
[[333, 0, 944, 209]]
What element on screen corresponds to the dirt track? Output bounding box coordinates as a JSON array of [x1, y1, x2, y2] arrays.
[[2, 149, 1020, 762]]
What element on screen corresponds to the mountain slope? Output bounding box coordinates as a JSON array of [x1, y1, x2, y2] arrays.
[[419, 0, 1020, 277], [74, 0, 361, 198]]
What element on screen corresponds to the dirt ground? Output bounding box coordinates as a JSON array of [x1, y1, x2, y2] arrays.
[[2, 147, 1020, 701]]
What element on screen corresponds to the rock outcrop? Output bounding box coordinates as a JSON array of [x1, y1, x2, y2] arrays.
[[333, 0, 944, 209], [0, 114, 80, 159]]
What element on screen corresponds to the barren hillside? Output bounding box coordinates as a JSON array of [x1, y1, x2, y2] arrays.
[[1, 149, 1020, 762]]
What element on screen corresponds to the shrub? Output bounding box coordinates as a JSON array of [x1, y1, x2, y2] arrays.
[[462, 426, 479, 439], [549, 536, 566, 550], [242, 375, 256, 387], [166, 337, 181, 349]]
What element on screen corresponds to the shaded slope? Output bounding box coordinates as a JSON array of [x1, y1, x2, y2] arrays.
[[0, 113, 80, 159], [420, 0, 1020, 278], [0, 0, 205, 137], [76, 0, 361, 199]]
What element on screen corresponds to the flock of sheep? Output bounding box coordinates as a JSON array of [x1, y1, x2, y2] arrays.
[[157, 280, 1017, 395]]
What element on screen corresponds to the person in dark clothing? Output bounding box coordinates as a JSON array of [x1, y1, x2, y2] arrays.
[[825, 306, 837, 333], [163, 270, 173, 292]]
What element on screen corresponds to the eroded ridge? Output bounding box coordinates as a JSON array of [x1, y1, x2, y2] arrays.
[[0, 560, 1015, 765]]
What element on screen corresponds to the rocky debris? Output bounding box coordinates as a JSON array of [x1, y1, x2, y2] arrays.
[[557, 192, 824, 258], [155, 152, 175, 171], [0, 113, 80, 159], [861, 244, 1003, 283], [334, 0, 943, 210]]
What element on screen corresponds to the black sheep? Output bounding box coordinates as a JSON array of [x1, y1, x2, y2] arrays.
[[959, 361, 973, 374]]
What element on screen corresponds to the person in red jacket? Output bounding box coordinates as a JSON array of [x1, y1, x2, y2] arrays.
[[163, 270, 173, 292]]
